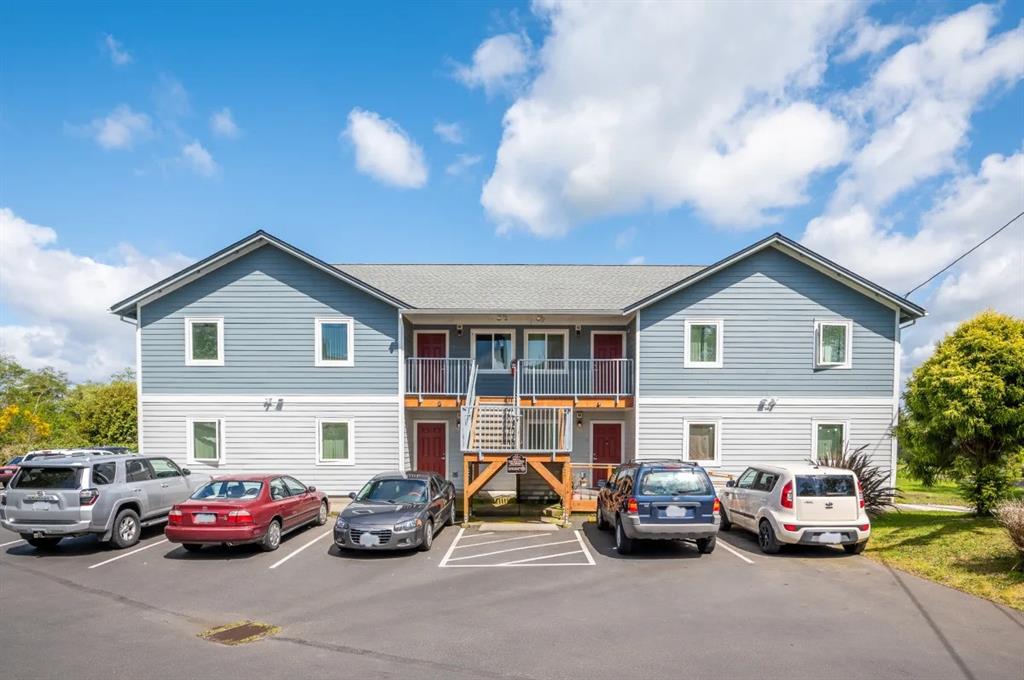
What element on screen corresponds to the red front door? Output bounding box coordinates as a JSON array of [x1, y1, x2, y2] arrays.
[[592, 333, 624, 394], [415, 333, 447, 392], [416, 422, 446, 477], [592, 423, 622, 486]]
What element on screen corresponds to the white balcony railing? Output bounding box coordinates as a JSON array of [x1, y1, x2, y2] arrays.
[[516, 358, 633, 398], [460, 404, 573, 453], [406, 358, 473, 397]]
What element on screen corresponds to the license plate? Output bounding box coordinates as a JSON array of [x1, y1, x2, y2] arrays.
[[816, 532, 843, 544], [359, 532, 381, 547], [194, 513, 216, 524], [664, 505, 691, 519], [32, 502, 49, 511]]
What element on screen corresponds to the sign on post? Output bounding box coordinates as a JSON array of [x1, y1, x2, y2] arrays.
[[506, 453, 528, 474]]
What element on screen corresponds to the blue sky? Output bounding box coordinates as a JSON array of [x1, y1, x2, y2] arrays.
[[1, 1, 1022, 381]]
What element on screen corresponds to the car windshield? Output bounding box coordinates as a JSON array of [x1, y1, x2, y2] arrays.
[[191, 480, 263, 500], [356, 479, 428, 504], [639, 470, 713, 496], [795, 475, 856, 497], [12, 467, 82, 489]]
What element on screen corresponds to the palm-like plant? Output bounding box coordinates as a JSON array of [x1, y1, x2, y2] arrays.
[[809, 444, 901, 516]]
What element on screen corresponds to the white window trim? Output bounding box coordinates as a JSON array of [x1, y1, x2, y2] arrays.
[[413, 419, 449, 478], [315, 317, 355, 367], [683, 319, 723, 369], [814, 319, 853, 369], [412, 329, 449, 358], [811, 419, 850, 461], [184, 317, 224, 367], [524, 328, 569, 371], [186, 417, 225, 466], [470, 328, 516, 374], [683, 419, 722, 467], [316, 418, 355, 466]]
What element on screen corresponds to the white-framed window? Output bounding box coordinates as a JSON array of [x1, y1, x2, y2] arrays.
[[184, 317, 224, 366], [684, 319, 723, 368], [315, 317, 355, 367], [525, 329, 568, 370], [684, 420, 721, 466], [187, 418, 223, 464], [471, 329, 515, 373], [812, 420, 848, 461], [815, 319, 852, 369], [316, 418, 354, 465]]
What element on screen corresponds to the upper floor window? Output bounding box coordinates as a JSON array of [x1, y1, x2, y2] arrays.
[[684, 319, 723, 368], [472, 329, 514, 373], [815, 320, 852, 369], [315, 318, 354, 367], [525, 330, 567, 369], [185, 317, 224, 366]]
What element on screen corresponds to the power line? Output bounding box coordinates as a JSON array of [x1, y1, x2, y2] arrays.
[[904, 209, 1024, 298]]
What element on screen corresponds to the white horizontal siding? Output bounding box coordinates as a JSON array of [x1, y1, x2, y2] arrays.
[[142, 399, 400, 495]]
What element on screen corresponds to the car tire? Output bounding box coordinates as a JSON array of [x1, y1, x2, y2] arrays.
[[757, 519, 782, 554], [315, 501, 328, 526], [419, 520, 434, 552], [696, 536, 716, 554], [182, 543, 204, 553], [614, 516, 634, 555], [719, 506, 732, 531], [260, 519, 282, 552], [26, 536, 62, 550], [110, 508, 141, 549], [446, 502, 456, 527], [844, 541, 867, 555], [596, 504, 610, 531]]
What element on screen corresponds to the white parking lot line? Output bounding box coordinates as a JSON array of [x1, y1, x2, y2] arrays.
[[88, 539, 169, 569], [453, 533, 551, 550], [497, 550, 584, 566], [454, 531, 494, 543], [574, 530, 596, 565], [717, 539, 755, 564], [437, 527, 464, 568], [268, 530, 332, 570], [0, 538, 26, 548], [445, 539, 577, 563]]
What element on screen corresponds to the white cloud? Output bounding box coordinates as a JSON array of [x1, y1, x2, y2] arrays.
[[210, 108, 241, 139], [73, 105, 153, 150], [627, 255, 646, 265], [0, 208, 191, 382], [180, 141, 220, 178], [614, 226, 636, 250], [453, 33, 532, 95], [446, 154, 482, 176], [342, 108, 428, 188], [434, 121, 464, 144], [103, 34, 132, 65], [481, 1, 856, 236], [837, 17, 909, 62], [153, 74, 190, 120]]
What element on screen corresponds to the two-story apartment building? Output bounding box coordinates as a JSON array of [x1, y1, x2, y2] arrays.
[[110, 231, 925, 500]]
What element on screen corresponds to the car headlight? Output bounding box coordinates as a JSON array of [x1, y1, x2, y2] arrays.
[[394, 518, 422, 532], [335, 517, 348, 529]]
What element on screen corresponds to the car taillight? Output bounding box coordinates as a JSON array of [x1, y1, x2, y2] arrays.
[[79, 488, 99, 506], [227, 510, 254, 525], [858, 524, 870, 531], [780, 481, 794, 509], [168, 509, 182, 526], [712, 498, 720, 514], [626, 498, 639, 514], [783, 523, 799, 531], [856, 479, 865, 509]]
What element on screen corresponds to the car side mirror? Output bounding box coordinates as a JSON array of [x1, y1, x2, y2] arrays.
[[348, 491, 356, 499], [725, 480, 735, 488], [596, 480, 607, 489], [307, 486, 316, 493], [182, 468, 191, 476]]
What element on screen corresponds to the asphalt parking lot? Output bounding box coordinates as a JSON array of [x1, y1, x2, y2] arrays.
[[1, 519, 1022, 680]]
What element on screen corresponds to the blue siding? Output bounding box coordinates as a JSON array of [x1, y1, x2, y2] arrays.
[[141, 245, 398, 394], [639, 248, 896, 396]]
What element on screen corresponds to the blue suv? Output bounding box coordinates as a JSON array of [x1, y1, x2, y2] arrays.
[[596, 460, 720, 555]]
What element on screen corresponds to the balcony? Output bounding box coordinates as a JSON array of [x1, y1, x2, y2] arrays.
[[406, 358, 473, 405], [515, 358, 633, 404], [460, 404, 573, 453]]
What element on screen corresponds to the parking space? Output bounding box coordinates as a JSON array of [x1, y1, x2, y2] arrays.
[[439, 528, 595, 568]]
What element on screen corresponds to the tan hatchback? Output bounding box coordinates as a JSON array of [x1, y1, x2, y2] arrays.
[[719, 464, 871, 555]]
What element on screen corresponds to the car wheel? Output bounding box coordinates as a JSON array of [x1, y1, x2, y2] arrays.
[[110, 508, 141, 549], [419, 520, 434, 552], [26, 536, 62, 550], [757, 519, 782, 554], [696, 536, 716, 554], [719, 505, 732, 531], [446, 502, 456, 527], [596, 504, 610, 531], [844, 541, 867, 555], [260, 520, 282, 552], [614, 516, 634, 555], [182, 543, 204, 553], [315, 501, 328, 526]]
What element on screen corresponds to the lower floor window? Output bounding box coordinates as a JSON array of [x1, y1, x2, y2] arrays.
[[815, 422, 846, 460], [319, 420, 353, 464], [191, 420, 221, 462], [685, 421, 719, 464]]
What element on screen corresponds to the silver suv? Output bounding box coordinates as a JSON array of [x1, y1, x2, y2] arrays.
[[0, 452, 208, 550]]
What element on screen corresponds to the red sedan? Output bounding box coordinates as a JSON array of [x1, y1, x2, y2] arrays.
[[166, 474, 329, 552]]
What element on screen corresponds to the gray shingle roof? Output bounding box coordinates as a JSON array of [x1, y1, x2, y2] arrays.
[[333, 264, 705, 311]]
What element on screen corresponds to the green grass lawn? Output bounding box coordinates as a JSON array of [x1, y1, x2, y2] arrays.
[[866, 510, 1024, 610], [895, 467, 1024, 507]]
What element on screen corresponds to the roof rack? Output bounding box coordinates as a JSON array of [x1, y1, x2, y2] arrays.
[[636, 458, 697, 466]]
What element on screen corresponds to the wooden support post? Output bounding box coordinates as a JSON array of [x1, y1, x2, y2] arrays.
[[561, 456, 572, 522], [465, 459, 506, 500]]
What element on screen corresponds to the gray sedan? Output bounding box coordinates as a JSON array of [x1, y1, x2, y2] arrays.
[[334, 471, 456, 552]]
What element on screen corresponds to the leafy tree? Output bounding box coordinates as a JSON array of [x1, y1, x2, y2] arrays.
[[68, 380, 137, 448], [898, 311, 1024, 515]]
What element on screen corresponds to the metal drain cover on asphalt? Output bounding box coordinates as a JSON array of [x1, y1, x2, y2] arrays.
[[199, 621, 280, 646]]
